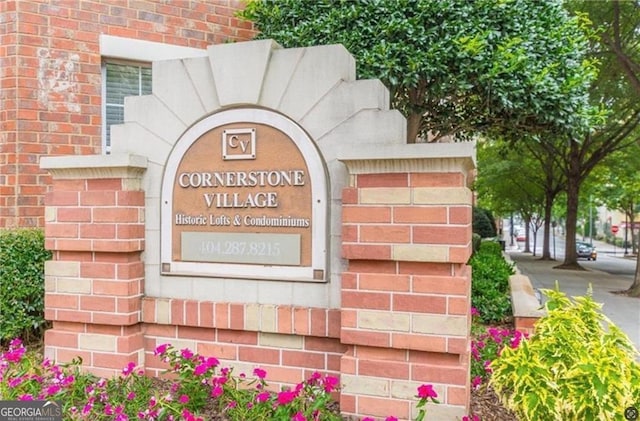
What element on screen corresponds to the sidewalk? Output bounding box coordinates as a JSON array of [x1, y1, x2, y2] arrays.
[[506, 247, 640, 353]]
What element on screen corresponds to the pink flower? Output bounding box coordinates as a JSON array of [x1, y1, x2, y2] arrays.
[[362, 418, 375, 421], [4, 347, 26, 362], [277, 390, 297, 405], [510, 330, 525, 349], [471, 307, 480, 317], [385, 417, 398, 421], [180, 348, 194, 359], [154, 343, 170, 356], [206, 357, 219, 367], [9, 377, 24, 388], [211, 385, 223, 398], [82, 403, 92, 415], [323, 376, 339, 393], [182, 410, 197, 421], [226, 401, 237, 409], [127, 392, 136, 400], [46, 385, 60, 396], [471, 376, 482, 389], [213, 376, 228, 385], [463, 416, 481, 421], [122, 362, 136, 376], [417, 383, 438, 399], [253, 368, 267, 379], [61, 375, 75, 387], [104, 404, 114, 415], [194, 363, 209, 376], [292, 412, 306, 421], [178, 395, 189, 404], [18, 394, 34, 401], [256, 391, 270, 403]]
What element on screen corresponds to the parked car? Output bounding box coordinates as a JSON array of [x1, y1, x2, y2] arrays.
[[576, 241, 597, 261]]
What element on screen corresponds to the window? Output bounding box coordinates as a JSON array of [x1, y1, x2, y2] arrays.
[[102, 61, 152, 153]]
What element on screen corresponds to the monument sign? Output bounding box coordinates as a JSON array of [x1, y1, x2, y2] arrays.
[[160, 108, 328, 282]]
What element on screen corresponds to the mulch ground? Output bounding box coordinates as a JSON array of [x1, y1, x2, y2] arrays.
[[471, 385, 518, 421]]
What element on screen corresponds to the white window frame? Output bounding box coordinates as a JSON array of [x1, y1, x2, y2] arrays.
[[99, 35, 207, 154], [101, 60, 152, 154]]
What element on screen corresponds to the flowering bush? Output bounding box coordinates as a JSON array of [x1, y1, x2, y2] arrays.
[[470, 325, 527, 390], [1, 339, 440, 421]]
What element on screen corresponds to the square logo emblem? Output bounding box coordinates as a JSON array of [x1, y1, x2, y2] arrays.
[[222, 128, 256, 160]]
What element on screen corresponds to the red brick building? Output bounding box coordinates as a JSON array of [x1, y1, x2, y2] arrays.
[[0, 0, 254, 228]]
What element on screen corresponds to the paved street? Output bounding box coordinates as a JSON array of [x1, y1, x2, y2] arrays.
[[506, 242, 640, 353]]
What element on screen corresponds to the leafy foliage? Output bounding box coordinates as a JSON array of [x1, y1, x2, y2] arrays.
[[490, 287, 640, 421], [0, 229, 51, 343], [469, 241, 514, 324], [239, 0, 597, 142], [473, 207, 497, 238]]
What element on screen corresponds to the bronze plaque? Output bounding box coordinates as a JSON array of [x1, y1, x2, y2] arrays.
[[171, 122, 312, 267]]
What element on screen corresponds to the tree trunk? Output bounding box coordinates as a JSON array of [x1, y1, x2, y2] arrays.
[[557, 142, 583, 269], [523, 216, 531, 253], [631, 212, 637, 255], [406, 112, 421, 144], [540, 194, 554, 260], [627, 243, 640, 297]]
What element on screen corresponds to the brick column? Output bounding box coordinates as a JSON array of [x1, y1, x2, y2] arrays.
[[41, 154, 147, 378], [338, 144, 475, 420]]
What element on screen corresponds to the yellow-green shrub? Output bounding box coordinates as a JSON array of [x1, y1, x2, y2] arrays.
[[490, 286, 640, 420]]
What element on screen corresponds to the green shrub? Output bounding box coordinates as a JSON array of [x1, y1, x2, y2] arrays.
[[490, 287, 640, 421], [0, 228, 51, 343], [471, 233, 482, 255], [469, 241, 514, 324], [473, 207, 497, 238]]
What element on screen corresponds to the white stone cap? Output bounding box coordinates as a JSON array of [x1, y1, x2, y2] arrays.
[[40, 154, 148, 180], [100, 34, 207, 62], [337, 142, 476, 174]]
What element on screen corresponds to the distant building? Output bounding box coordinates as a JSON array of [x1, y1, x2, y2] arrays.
[[0, 0, 254, 228]]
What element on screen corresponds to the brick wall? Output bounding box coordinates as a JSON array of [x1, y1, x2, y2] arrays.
[[0, 0, 254, 228], [43, 164, 147, 379], [339, 170, 473, 420], [42, 147, 475, 420], [141, 298, 345, 392]]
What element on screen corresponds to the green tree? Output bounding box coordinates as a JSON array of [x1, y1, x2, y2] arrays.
[[475, 140, 554, 255], [591, 146, 640, 295], [549, 2, 640, 269], [239, 0, 596, 143], [572, 0, 640, 296], [585, 0, 640, 97]]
